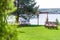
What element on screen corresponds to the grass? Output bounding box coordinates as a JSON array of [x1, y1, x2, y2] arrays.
[[17, 25, 60, 40]]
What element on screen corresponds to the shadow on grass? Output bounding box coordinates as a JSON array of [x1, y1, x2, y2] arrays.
[[18, 25, 44, 27]]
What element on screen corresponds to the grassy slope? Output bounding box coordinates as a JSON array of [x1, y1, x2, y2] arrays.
[[17, 25, 60, 40]]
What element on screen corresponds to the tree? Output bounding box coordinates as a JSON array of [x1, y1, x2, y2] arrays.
[[14, 0, 39, 23], [0, 0, 17, 40], [56, 19, 59, 25]]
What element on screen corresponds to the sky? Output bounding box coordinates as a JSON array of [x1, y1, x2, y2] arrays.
[[35, 0, 60, 9]]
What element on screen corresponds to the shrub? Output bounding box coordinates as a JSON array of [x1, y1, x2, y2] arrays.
[[56, 19, 59, 25], [1, 25, 19, 40]]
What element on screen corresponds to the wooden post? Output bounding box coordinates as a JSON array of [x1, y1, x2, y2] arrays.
[[46, 12, 48, 22], [37, 12, 39, 25]]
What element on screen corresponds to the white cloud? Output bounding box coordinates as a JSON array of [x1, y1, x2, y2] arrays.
[[35, 0, 60, 8]]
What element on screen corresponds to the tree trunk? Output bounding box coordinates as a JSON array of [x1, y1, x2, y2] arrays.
[[16, 14, 20, 24]]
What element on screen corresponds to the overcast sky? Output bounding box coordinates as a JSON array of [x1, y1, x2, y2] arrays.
[[35, 0, 60, 9]]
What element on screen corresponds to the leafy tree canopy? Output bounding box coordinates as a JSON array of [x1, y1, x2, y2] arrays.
[[14, 0, 39, 14]]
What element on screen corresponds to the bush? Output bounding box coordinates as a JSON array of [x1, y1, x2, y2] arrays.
[[56, 19, 59, 25], [1, 25, 19, 40]]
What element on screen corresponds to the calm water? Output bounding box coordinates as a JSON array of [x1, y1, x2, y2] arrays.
[[30, 14, 60, 25]]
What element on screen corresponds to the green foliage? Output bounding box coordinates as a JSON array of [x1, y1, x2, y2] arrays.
[[15, 0, 39, 14], [56, 19, 59, 25], [14, 0, 39, 22], [0, 0, 18, 40], [1, 25, 19, 40]]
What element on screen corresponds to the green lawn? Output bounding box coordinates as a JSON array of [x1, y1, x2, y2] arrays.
[[17, 25, 60, 40]]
